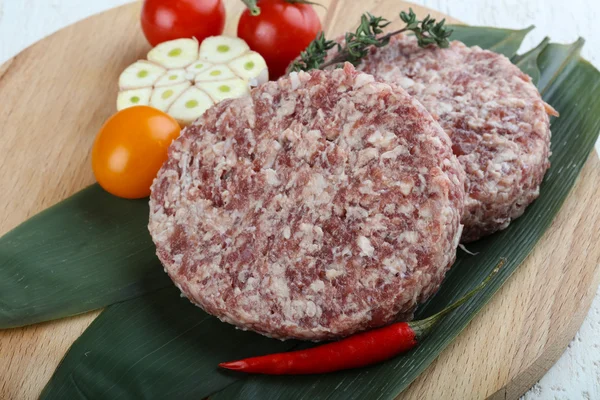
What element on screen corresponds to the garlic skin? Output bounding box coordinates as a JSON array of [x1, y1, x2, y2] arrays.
[[117, 36, 269, 126]]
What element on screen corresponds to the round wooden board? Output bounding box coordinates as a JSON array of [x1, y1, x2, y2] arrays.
[[1, 1, 599, 399]]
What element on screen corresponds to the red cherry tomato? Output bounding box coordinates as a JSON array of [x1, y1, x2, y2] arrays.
[[141, 0, 226, 47], [237, 0, 321, 79]]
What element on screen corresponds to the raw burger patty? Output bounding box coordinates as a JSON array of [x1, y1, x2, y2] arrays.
[[357, 35, 555, 242], [149, 63, 465, 340]]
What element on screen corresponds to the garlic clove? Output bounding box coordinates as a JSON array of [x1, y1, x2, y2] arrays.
[[228, 52, 269, 85], [150, 82, 192, 112], [198, 78, 250, 103], [168, 87, 214, 126], [118, 61, 165, 90], [148, 38, 199, 69], [117, 88, 153, 110], [154, 69, 190, 87], [186, 60, 213, 74], [199, 36, 250, 63], [195, 65, 237, 82]]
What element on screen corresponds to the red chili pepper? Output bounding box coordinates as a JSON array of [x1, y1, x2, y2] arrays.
[[219, 259, 504, 375]]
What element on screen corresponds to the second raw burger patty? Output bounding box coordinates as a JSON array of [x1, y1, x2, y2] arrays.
[[358, 35, 556, 242], [149, 64, 465, 340]]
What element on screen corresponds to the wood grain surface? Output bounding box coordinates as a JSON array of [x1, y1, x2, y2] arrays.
[[0, 1, 599, 399]]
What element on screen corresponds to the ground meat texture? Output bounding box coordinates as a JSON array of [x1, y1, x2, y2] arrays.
[[357, 35, 555, 242], [149, 63, 465, 340]]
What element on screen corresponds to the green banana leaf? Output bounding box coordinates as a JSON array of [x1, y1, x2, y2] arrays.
[[448, 24, 534, 56], [512, 36, 550, 85], [40, 28, 600, 399], [40, 286, 298, 399], [0, 185, 171, 329], [536, 38, 586, 95]]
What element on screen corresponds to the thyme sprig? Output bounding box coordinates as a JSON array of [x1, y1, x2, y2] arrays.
[[289, 8, 453, 73]]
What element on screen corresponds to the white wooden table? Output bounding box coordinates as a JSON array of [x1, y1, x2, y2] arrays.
[[0, 0, 598, 398]]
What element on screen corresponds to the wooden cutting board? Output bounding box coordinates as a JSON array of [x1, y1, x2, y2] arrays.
[[1, 1, 599, 399]]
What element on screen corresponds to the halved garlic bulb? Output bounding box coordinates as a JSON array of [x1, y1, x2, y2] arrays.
[[117, 36, 269, 126]]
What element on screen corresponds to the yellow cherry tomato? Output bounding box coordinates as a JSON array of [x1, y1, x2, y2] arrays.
[[92, 106, 181, 199]]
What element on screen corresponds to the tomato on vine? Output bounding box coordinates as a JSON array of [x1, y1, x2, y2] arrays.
[[237, 0, 322, 79]]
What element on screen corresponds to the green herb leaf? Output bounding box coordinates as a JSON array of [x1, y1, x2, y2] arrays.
[[0, 185, 170, 329], [290, 9, 453, 72], [40, 32, 600, 400], [289, 32, 336, 73]]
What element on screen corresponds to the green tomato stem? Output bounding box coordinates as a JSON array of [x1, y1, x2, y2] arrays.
[[241, 0, 261, 16]]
